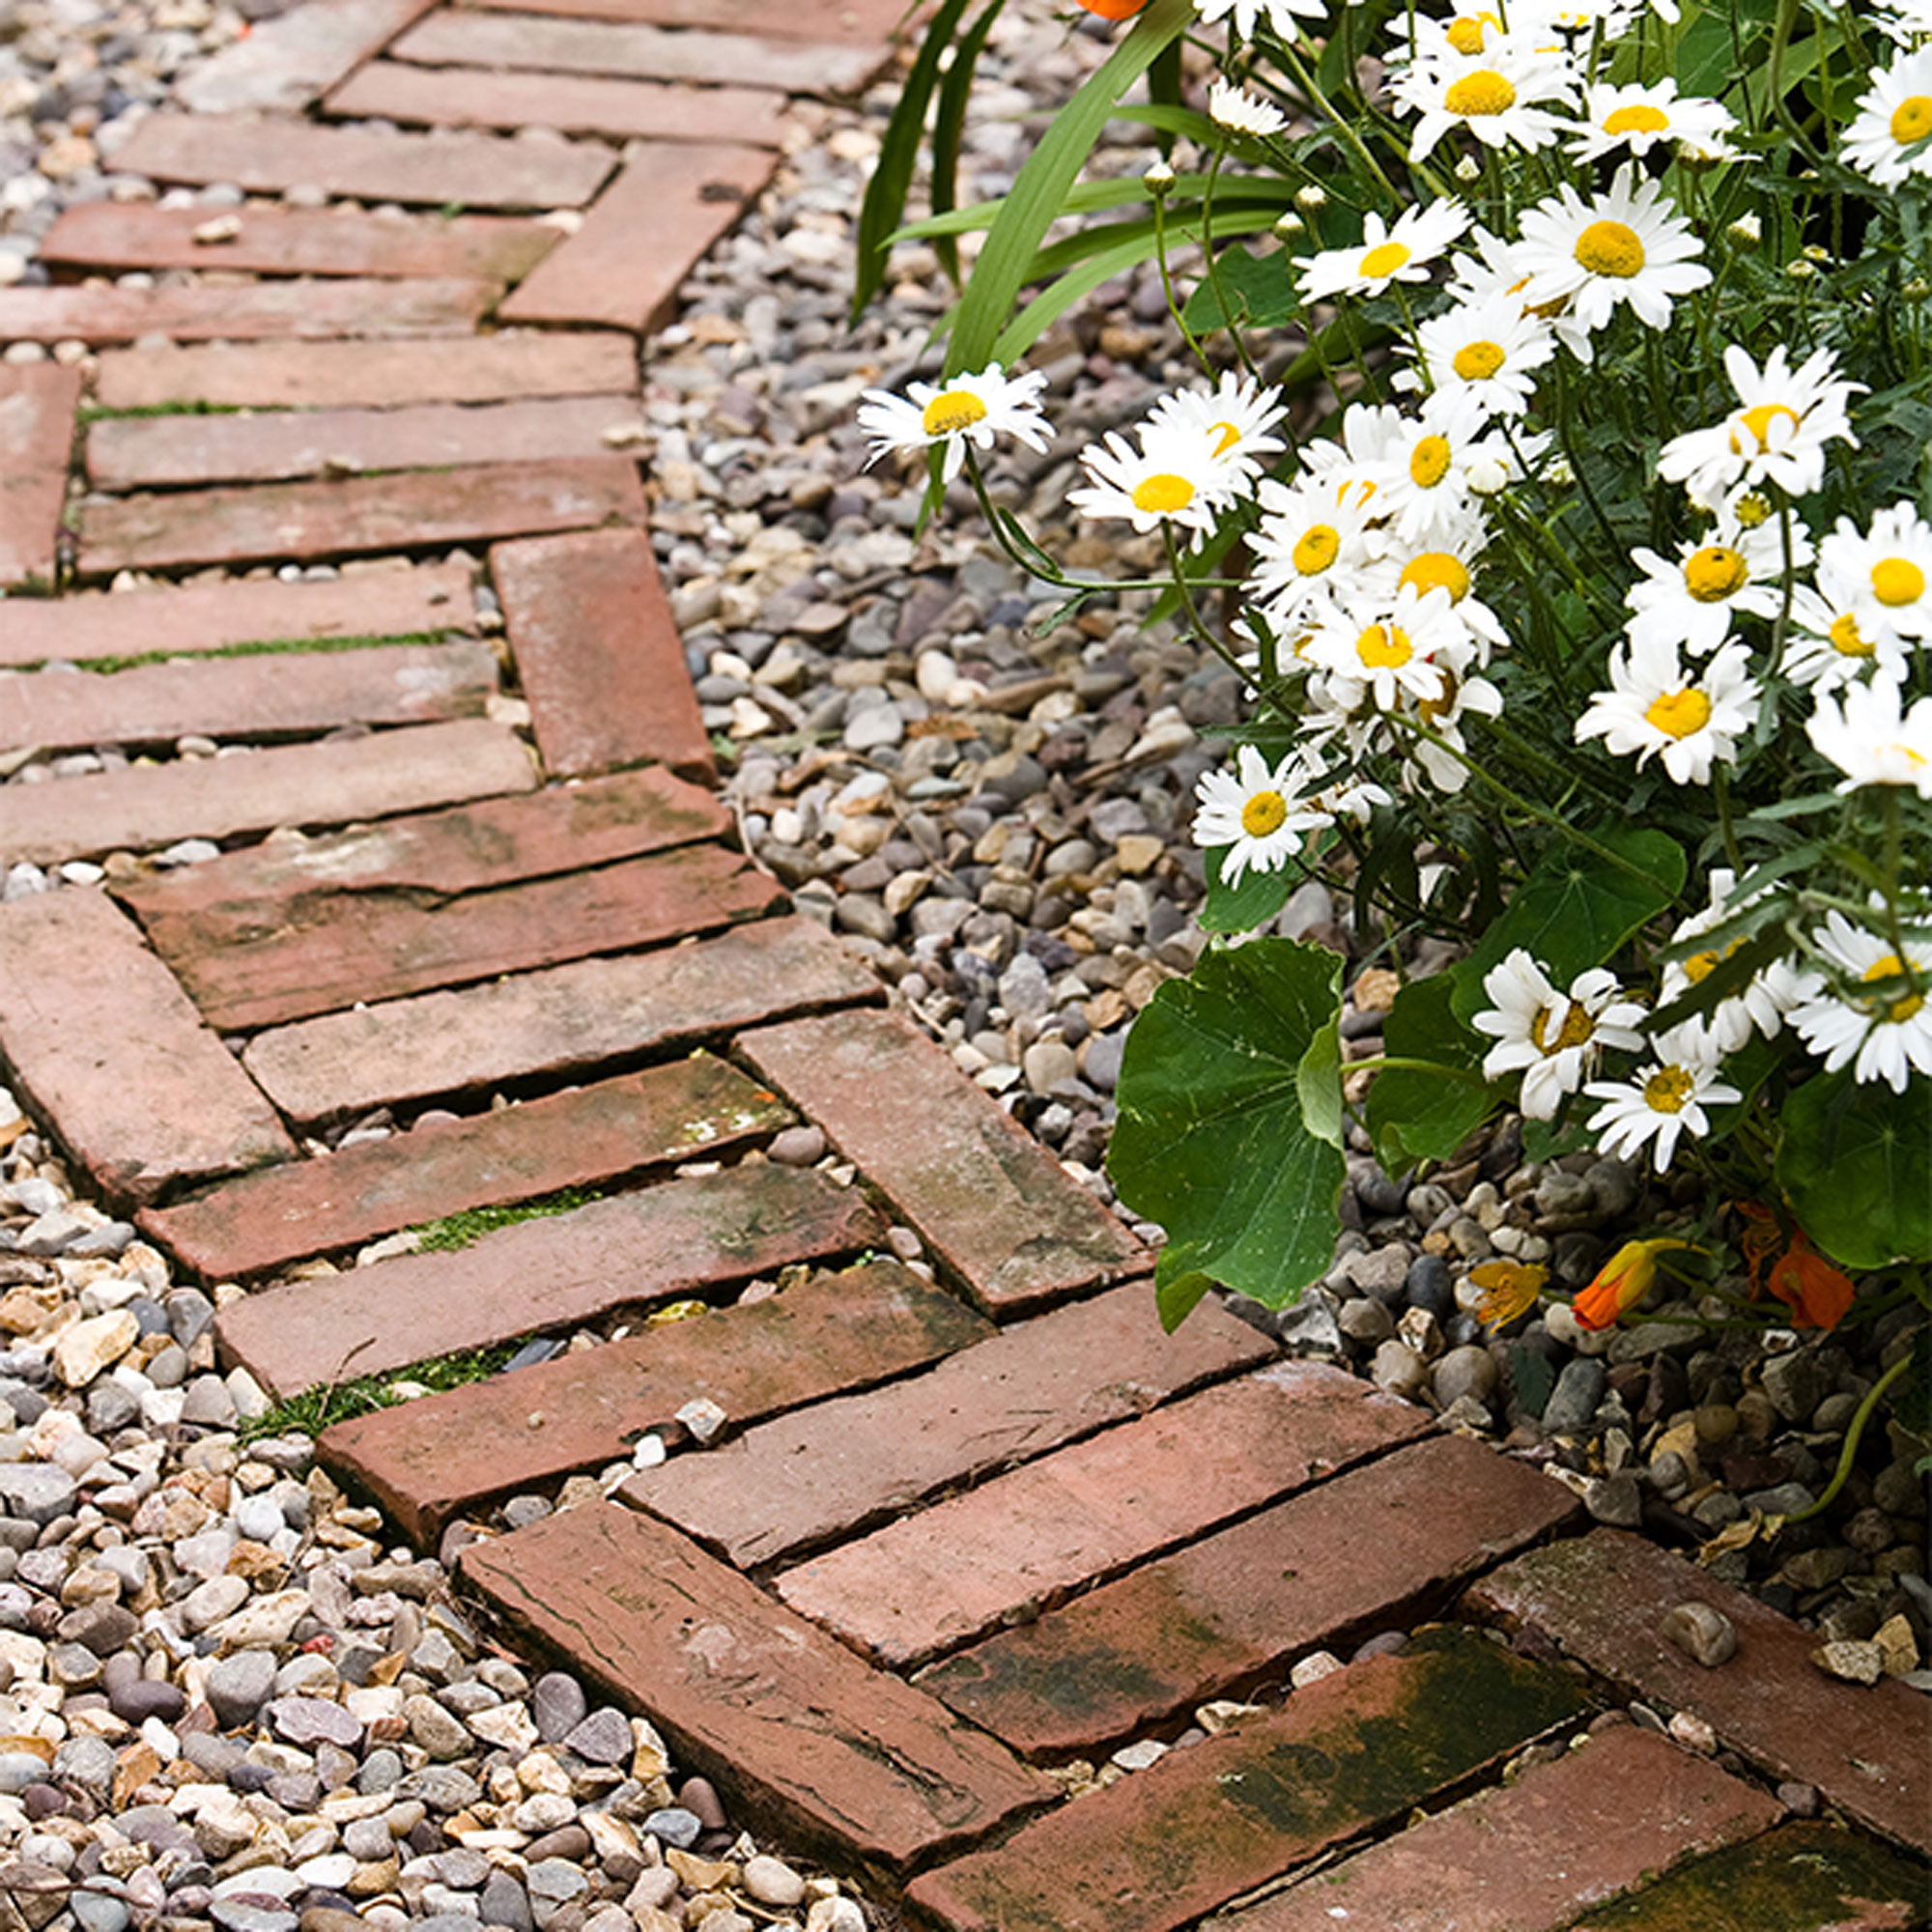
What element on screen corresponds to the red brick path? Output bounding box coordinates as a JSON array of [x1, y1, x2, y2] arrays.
[[0, 5, 1924, 1927]]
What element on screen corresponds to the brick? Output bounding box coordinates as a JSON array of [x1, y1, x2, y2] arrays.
[[94, 333, 638, 412], [139, 1051, 791, 1279], [176, 0, 439, 114], [241, 914, 879, 1121], [77, 457, 644, 578], [776, 1363, 1428, 1669], [739, 1008, 1145, 1314], [1561, 1820, 1930, 1932], [907, 1625, 1591, 1932], [620, 1280, 1271, 1568], [0, 716, 534, 868], [493, 527, 710, 780], [88, 395, 644, 491], [146, 843, 782, 1031], [1, 640, 497, 752], [1464, 1528, 1931, 1855], [41, 201, 558, 283], [458, 0, 910, 43], [497, 144, 775, 334], [0, 564, 473, 671], [0, 891, 295, 1207], [326, 62, 785, 145], [110, 113, 615, 210], [0, 278, 492, 347], [325, 1258, 993, 1544], [919, 1432, 1581, 1757], [459, 1499, 1054, 1870], [216, 1162, 881, 1394], [1208, 1723, 1780, 1932], [392, 10, 882, 93], [0, 365, 80, 592]]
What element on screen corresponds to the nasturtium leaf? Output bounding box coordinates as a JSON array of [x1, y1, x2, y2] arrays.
[[1367, 973, 1492, 1176], [1153, 1257, 1213, 1334], [1180, 244, 1298, 332], [1200, 846, 1294, 935], [1776, 1069, 1932, 1271], [1109, 939, 1347, 1316]]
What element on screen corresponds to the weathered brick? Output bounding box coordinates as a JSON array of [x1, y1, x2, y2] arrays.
[[392, 9, 883, 92], [906, 1626, 1591, 1932], [77, 457, 644, 578], [1, 640, 497, 751], [139, 1051, 789, 1279], [775, 1363, 1428, 1669], [177, 0, 439, 114], [42, 201, 558, 283], [142, 843, 782, 1031], [493, 527, 710, 781], [738, 1008, 1145, 1314], [110, 112, 615, 209], [458, 0, 910, 43], [241, 914, 880, 1122], [621, 1280, 1271, 1568], [1207, 1723, 1780, 1932], [326, 61, 785, 145], [0, 891, 295, 1207], [1464, 1528, 1931, 1855], [919, 1432, 1582, 1757], [1560, 1820, 1930, 1932], [0, 278, 492, 347], [0, 365, 80, 592], [497, 144, 776, 334], [95, 333, 638, 412], [216, 1163, 881, 1395], [0, 717, 534, 867], [325, 1258, 993, 1544], [458, 1499, 1055, 1870], [88, 395, 644, 491]]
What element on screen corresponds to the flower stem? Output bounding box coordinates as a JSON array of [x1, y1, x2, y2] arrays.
[[1782, 1349, 1916, 1524]]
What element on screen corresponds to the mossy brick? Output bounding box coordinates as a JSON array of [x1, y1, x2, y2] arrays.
[[0, 278, 493, 348], [619, 1278, 1272, 1567], [240, 914, 880, 1122], [325, 1258, 994, 1544], [176, 0, 438, 114], [738, 1008, 1146, 1313], [0, 364, 81, 590], [139, 1052, 789, 1279], [216, 1161, 882, 1398], [775, 1362, 1429, 1670], [919, 1431, 1582, 1757], [1464, 1529, 1930, 1855], [1206, 1723, 1779, 1932], [904, 1625, 1593, 1932]]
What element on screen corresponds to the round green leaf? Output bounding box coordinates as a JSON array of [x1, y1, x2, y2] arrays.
[[1776, 1068, 1932, 1270]]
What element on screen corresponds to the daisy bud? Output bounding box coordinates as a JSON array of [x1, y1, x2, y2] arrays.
[[1465, 452, 1510, 496], [1143, 158, 1176, 194], [1786, 259, 1817, 280], [1904, 278, 1931, 300], [1455, 154, 1481, 182], [1802, 243, 1830, 262], [1725, 213, 1761, 246], [1544, 455, 1575, 488], [1294, 184, 1326, 210], [1273, 211, 1304, 239], [1731, 490, 1773, 529]]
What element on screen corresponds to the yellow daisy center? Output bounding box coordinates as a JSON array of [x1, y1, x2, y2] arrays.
[[1646, 687, 1713, 739], [1356, 623, 1412, 668], [1830, 612, 1873, 657], [1400, 553, 1471, 603], [1132, 472, 1196, 515], [1604, 103, 1670, 135], [1408, 436, 1454, 489], [1891, 95, 1932, 145], [1445, 14, 1492, 53], [1575, 218, 1646, 278], [1241, 789, 1288, 838], [1643, 1065, 1694, 1113], [1359, 241, 1412, 280], [1683, 545, 1748, 603], [1861, 952, 1925, 1025], [1530, 1004, 1595, 1053], [1683, 937, 1744, 985], [1871, 556, 1926, 607], [1445, 70, 1517, 117], [922, 390, 986, 436], [1728, 402, 1800, 453], [1293, 525, 1341, 574], [1730, 490, 1774, 528], [1208, 420, 1242, 456], [1416, 665, 1461, 725], [1452, 338, 1507, 381]]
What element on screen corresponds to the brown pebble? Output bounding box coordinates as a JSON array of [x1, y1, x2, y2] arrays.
[[678, 1775, 727, 1831], [1660, 1601, 1738, 1668]]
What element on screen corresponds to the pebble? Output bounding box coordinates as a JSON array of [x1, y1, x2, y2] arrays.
[[1660, 1602, 1738, 1668]]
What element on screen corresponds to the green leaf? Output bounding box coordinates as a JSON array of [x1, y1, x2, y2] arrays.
[[1108, 938, 1347, 1313], [1297, 1006, 1344, 1149], [1153, 1257, 1213, 1333], [928, 0, 1007, 287], [1367, 973, 1492, 1176], [1180, 243, 1298, 331], [1776, 1070, 1932, 1270], [1200, 846, 1293, 935]]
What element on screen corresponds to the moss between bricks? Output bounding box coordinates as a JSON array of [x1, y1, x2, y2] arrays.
[[239, 1336, 527, 1443], [71, 628, 456, 676]]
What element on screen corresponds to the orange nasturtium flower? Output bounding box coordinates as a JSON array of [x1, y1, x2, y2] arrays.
[[1076, 0, 1153, 17], [1734, 1201, 1855, 1331], [1468, 1259, 1548, 1330], [1572, 1237, 1701, 1331]]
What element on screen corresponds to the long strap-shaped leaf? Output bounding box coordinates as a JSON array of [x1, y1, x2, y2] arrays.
[[946, 0, 1194, 376], [929, 0, 1008, 287]]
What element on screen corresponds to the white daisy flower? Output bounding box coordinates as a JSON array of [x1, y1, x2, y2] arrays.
[[1191, 745, 1321, 885], [1302, 582, 1469, 712], [1624, 506, 1810, 657], [1574, 635, 1761, 785], [1378, 531, 1512, 661], [1569, 80, 1737, 163], [1840, 47, 1932, 188], [1584, 1025, 1741, 1174], [1655, 344, 1863, 509], [858, 363, 1051, 485], [1788, 910, 1932, 1094], [1472, 951, 1648, 1120], [1807, 677, 1932, 798], [1395, 292, 1556, 418], [1068, 422, 1239, 538], [1783, 584, 1913, 691], [1513, 165, 1711, 345], [1401, 661, 1504, 793], [1295, 401, 1409, 510], [1660, 868, 1802, 1054], [1293, 200, 1472, 303], [1146, 373, 1289, 490], [1195, 0, 1326, 36], [1372, 389, 1534, 545], [1249, 471, 1384, 618], [1873, 1, 1932, 46], [1390, 40, 1581, 163], [1816, 500, 1932, 647], [1208, 80, 1291, 140]]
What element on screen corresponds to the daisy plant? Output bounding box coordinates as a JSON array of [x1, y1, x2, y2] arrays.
[[853, 0, 1932, 1375]]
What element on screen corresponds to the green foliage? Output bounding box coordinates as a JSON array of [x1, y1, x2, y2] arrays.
[[1776, 1073, 1932, 1272], [412, 1187, 598, 1254], [69, 631, 453, 677], [1368, 974, 1491, 1177], [238, 1338, 526, 1441]]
